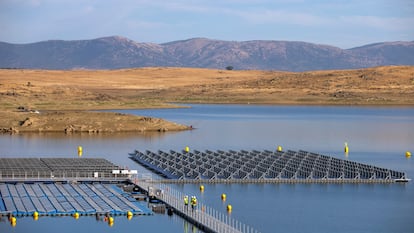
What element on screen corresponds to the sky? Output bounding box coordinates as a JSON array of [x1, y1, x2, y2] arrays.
[[0, 0, 413, 48]]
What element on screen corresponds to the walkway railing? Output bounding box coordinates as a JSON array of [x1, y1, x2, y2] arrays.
[[0, 171, 129, 181], [134, 179, 260, 233]]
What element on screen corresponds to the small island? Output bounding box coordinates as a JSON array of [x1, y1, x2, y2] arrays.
[[0, 111, 190, 134]]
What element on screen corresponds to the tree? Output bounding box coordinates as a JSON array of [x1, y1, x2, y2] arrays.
[[225, 66, 234, 70]]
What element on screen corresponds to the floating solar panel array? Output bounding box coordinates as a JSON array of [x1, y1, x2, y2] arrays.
[[0, 158, 125, 178], [0, 183, 152, 216], [130, 149, 408, 183]]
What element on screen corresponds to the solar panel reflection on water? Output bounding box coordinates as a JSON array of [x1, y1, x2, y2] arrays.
[[129, 149, 408, 183]]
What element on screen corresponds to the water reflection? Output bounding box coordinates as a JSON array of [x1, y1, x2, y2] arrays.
[[1, 105, 413, 233], [5, 130, 181, 140]]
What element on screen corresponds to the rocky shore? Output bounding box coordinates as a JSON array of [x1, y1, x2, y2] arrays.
[[0, 111, 191, 134]]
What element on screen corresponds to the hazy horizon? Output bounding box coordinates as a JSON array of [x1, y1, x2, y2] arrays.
[[2, 35, 413, 50], [1, 0, 413, 49]]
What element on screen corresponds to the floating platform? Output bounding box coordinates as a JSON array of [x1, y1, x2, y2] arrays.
[[0, 182, 152, 217], [0, 158, 151, 217], [0, 158, 128, 179], [0, 157, 252, 233], [129, 149, 409, 183]]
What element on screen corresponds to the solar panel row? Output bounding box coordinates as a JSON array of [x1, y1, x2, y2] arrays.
[[0, 183, 152, 216], [130, 149, 407, 182], [0, 158, 125, 178]]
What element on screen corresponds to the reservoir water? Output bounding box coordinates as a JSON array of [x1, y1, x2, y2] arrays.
[[1, 104, 413, 233]]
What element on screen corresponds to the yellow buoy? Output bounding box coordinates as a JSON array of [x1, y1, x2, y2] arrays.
[[406, 151, 411, 158], [127, 211, 133, 217], [108, 217, 114, 225], [227, 204, 232, 212], [33, 211, 39, 220], [127, 214, 133, 220], [199, 185, 204, 192], [221, 193, 226, 201], [73, 212, 80, 219], [344, 142, 349, 154], [78, 146, 83, 157], [277, 145, 283, 152], [185, 146, 190, 153], [10, 216, 16, 226]]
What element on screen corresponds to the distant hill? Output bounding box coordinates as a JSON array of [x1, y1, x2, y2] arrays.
[[1, 36, 413, 71]]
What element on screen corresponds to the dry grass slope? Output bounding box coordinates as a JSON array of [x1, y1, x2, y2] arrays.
[[1, 66, 413, 133]]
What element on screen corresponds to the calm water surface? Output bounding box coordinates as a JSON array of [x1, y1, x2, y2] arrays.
[[1, 104, 413, 233]]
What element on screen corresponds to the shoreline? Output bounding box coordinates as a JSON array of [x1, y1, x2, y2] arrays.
[[1, 66, 413, 134], [2, 102, 412, 134], [0, 110, 192, 134]]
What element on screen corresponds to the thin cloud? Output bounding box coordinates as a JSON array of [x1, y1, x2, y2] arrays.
[[0, 0, 413, 47], [339, 15, 414, 31], [232, 9, 327, 26]]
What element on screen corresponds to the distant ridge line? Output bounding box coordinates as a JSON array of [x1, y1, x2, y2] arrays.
[[1, 36, 413, 71]]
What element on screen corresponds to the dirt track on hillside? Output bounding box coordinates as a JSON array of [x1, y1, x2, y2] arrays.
[[1, 66, 413, 133]]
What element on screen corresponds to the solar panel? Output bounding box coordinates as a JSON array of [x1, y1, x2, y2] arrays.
[[130, 149, 408, 183]]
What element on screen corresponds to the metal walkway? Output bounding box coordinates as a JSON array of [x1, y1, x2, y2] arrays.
[[134, 179, 258, 233], [130, 149, 409, 183]]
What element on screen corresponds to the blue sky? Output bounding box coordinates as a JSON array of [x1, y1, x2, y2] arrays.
[[1, 0, 413, 48]]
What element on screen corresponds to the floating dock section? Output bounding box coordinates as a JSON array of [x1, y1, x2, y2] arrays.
[[0, 158, 129, 180], [0, 182, 152, 217], [0, 157, 255, 233], [0, 158, 151, 217], [130, 149, 409, 183], [133, 180, 253, 233]]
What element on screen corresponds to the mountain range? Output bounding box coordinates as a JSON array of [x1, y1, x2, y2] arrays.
[[1, 36, 413, 71]]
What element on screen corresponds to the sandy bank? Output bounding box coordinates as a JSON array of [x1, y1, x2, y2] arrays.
[[0, 111, 191, 134]]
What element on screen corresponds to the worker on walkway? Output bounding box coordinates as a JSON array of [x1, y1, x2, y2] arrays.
[[184, 195, 189, 210], [191, 196, 197, 211]]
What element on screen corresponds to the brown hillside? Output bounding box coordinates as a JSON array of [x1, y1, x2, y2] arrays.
[[0, 66, 413, 133], [1, 66, 414, 108]]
